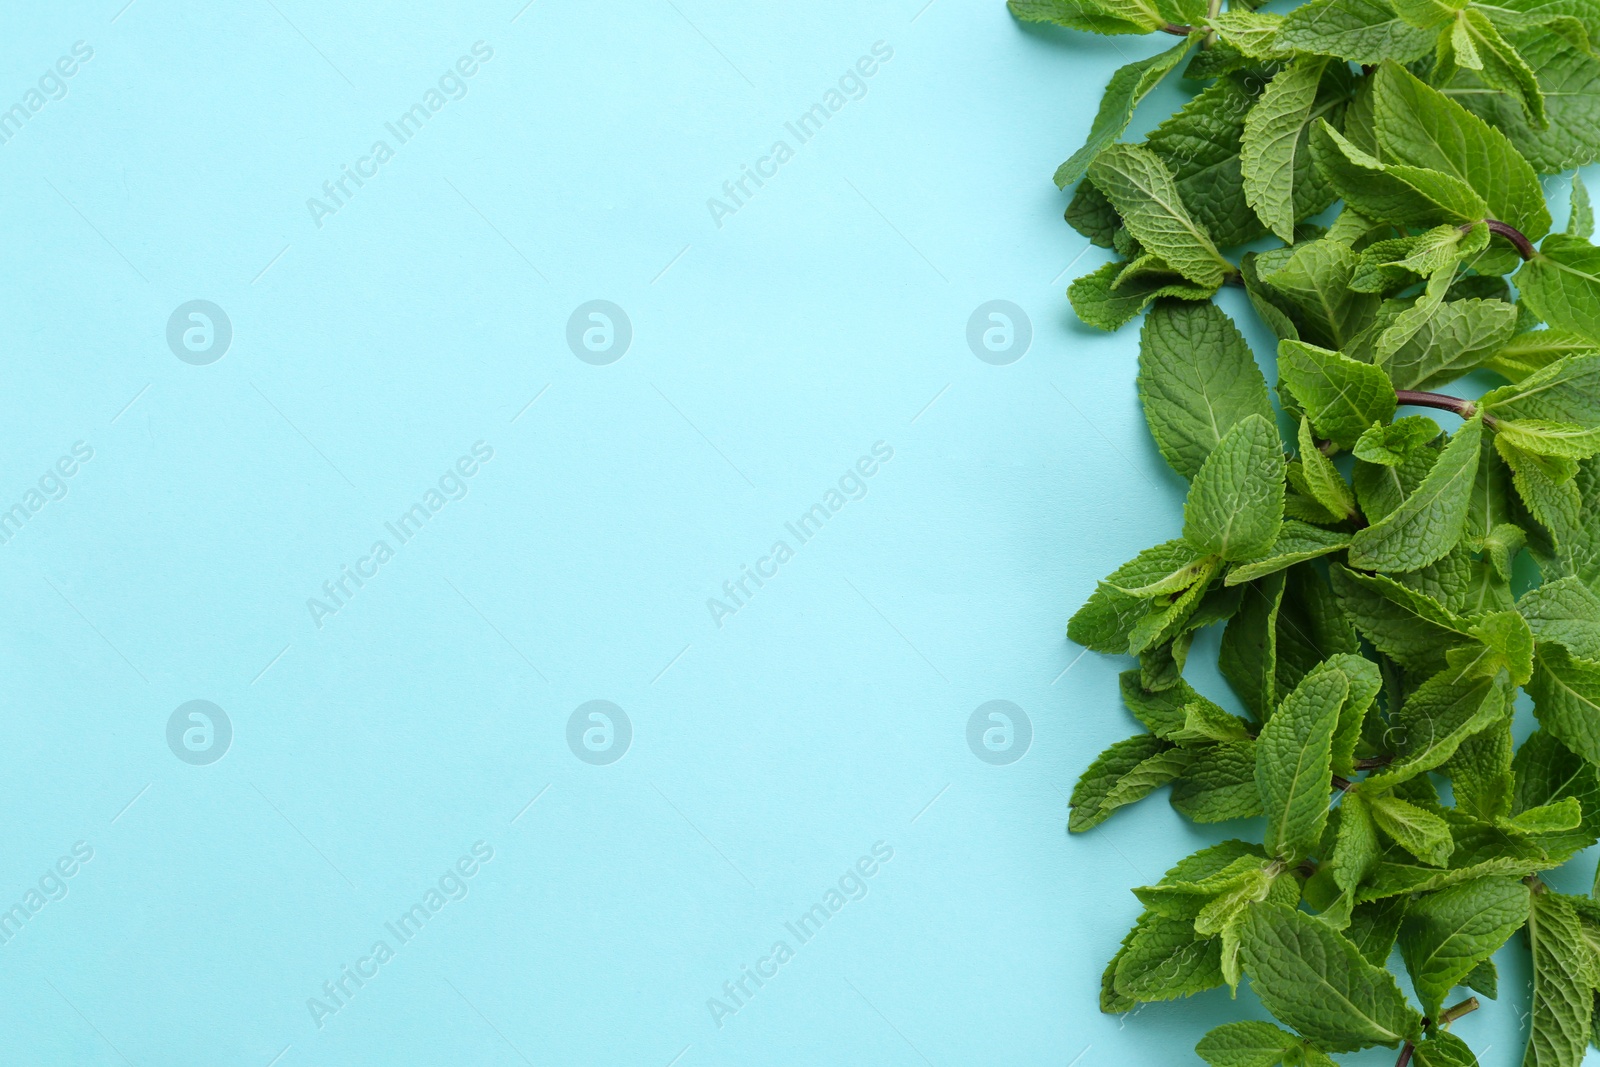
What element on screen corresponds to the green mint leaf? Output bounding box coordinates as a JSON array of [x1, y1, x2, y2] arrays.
[[1256, 238, 1382, 350], [1243, 57, 1331, 243], [1328, 791, 1383, 903], [1366, 669, 1510, 789], [1208, 11, 1291, 57], [1256, 660, 1345, 861], [1227, 522, 1353, 585], [1398, 875, 1530, 1016], [1296, 418, 1358, 519], [1447, 609, 1536, 685], [1089, 143, 1232, 287], [1518, 233, 1600, 342], [1366, 791, 1455, 866], [1355, 415, 1442, 465], [1519, 576, 1600, 660], [1138, 300, 1274, 480], [1310, 121, 1491, 230], [1449, 23, 1600, 174], [1145, 78, 1269, 250], [1504, 796, 1582, 833], [1443, 714, 1515, 822], [1069, 539, 1206, 653], [1499, 437, 1584, 548], [1068, 259, 1217, 331], [1069, 732, 1171, 830], [1127, 556, 1221, 653], [1115, 909, 1224, 1000], [1330, 564, 1474, 671], [1347, 897, 1409, 964], [1481, 349, 1600, 426], [1054, 40, 1195, 189], [1008, 0, 1163, 35], [1524, 890, 1598, 1067], [1495, 418, 1600, 459], [1221, 571, 1286, 719], [1438, 8, 1547, 129], [1066, 179, 1119, 248], [1372, 61, 1550, 239], [1276, 0, 1437, 63], [1278, 339, 1398, 448], [1512, 728, 1600, 863], [1238, 902, 1421, 1052], [1410, 1030, 1480, 1067], [1570, 172, 1593, 239], [1379, 297, 1519, 391], [1184, 414, 1286, 561], [1103, 746, 1195, 807], [1483, 329, 1596, 383], [1391, 0, 1467, 28], [1361, 810, 1550, 900], [1195, 1021, 1304, 1067], [1529, 644, 1600, 768], [1172, 741, 1267, 821], [1120, 669, 1232, 737], [1348, 414, 1483, 572]]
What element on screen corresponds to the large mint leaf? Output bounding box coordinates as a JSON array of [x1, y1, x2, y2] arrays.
[[1138, 301, 1273, 480], [1069, 733, 1171, 830], [1089, 143, 1232, 288], [1069, 259, 1217, 331], [1069, 539, 1204, 653], [1513, 729, 1600, 864], [1278, 340, 1397, 448], [1398, 876, 1530, 1017], [1529, 644, 1600, 768], [1256, 660, 1344, 861], [1524, 890, 1598, 1067], [1450, 23, 1600, 174], [1055, 40, 1195, 189], [1366, 670, 1509, 788], [1227, 522, 1353, 585], [1348, 415, 1483, 572], [1172, 741, 1265, 821], [1184, 414, 1285, 561], [1373, 62, 1550, 239], [1310, 121, 1490, 229], [1518, 233, 1600, 342], [1009, 0, 1167, 35], [1146, 78, 1263, 250], [1276, 0, 1437, 63], [1329, 564, 1474, 671], [1243, 57, 1330, 242], [1115, 909, 1224, 1000], [1438, 8, 1546, 129], [1239, 902, 1421, 1052], [1256, 239, 1382, 350], [1519, 576, 1600, 660], [1378, 298, 1520, 391]]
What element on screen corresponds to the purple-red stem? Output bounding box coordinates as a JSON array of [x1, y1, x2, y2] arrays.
[[1395, 390, 1479, 420]]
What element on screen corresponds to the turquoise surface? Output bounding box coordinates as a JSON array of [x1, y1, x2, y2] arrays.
[[1, 2, 1596, 1064]]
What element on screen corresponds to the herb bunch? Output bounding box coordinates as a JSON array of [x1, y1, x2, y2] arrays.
[[1014, 0, 1600, 1061]]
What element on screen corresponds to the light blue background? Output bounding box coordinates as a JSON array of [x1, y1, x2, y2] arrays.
[[0, 2, 1594, 1065]]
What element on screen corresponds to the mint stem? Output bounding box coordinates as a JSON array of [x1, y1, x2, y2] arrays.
[[1439, 997, 1480, 1026], [1395, 390, 1478, 419], [1395, 1042, 1414, 1067], [1159, 22, 1194, 34], [1485, 219, 1537, 260]]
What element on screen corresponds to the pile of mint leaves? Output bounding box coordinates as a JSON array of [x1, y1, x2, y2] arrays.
[[1014, 0, 1600, 1061]]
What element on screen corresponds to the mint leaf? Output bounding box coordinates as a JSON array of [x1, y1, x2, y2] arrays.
[[1055, 40, 1195, 189], [1348, 415, 1483, 572], [1069, 733, 1171, 830], [1410, 1030, 1479, 1067], [1184, 414, 1286, 561], [1239, 902, 1421, 1052], [1278, 339, 1398, 448], [1367, 791, 1455, 865], [1450, 23, 1600, 174], [1227, 521, 1353, 585], [1398, 875, 1530, 1016], [1139, 301, 1274, 480], [1195, 1021, 1303, 1067], [1089, 143, 1233, 288], [1529, 644, 1600, 767], [1518, 233, 1600, 342], [1172, 741, 1266, 821], [1512, 728, 1600, 863], [1069, 259, 1217, 331], [1256, 660, 1344, 861], [1115, 909, 1224, 1000], [1243, 58, 1331, 243], [1008, 0, 1164, 35], [1372, 61, 1550, 240], [1330, 564, 1474, 670], [1519, 576, 1600, 660], [1378, 297, 1519, 391], [1524, 890, 1598, 1067], [1367, 670, 1510, 789], [1570, 173, 1593, 239], [1276, 0, 1437, 63], [1310, 121, 1491, 230], [1438, 8, 1547, 129]]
